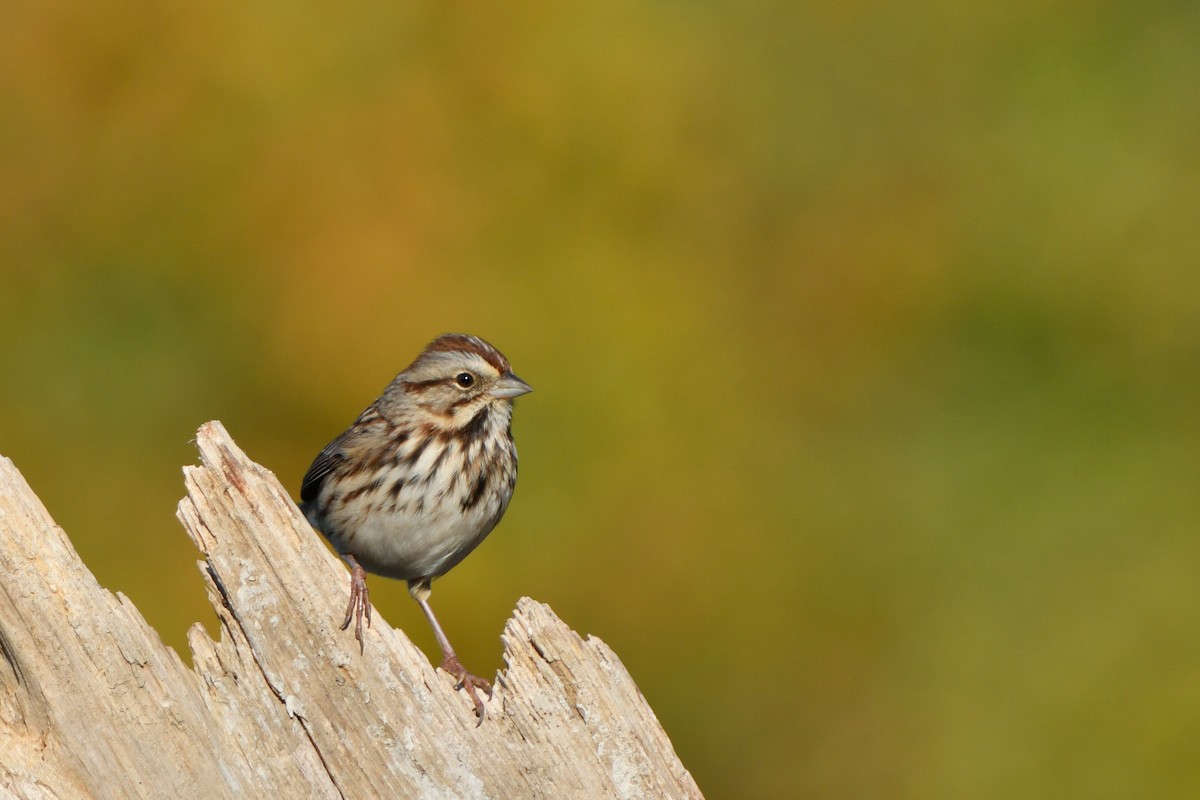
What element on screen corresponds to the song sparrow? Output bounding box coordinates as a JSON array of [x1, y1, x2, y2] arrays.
[[299, 333, 532, 722]]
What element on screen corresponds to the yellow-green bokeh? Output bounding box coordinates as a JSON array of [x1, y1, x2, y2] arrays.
[[2, 3, 1198, 797]]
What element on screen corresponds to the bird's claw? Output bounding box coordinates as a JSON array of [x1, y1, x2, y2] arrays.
[[439, 653, 492, 725], [340, 559, 372, 654]]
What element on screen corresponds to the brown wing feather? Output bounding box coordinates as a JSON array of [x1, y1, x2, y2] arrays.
[[300, 428, 354, 504]]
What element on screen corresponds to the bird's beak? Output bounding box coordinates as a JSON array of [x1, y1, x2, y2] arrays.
[[491, 372, 533, 399]]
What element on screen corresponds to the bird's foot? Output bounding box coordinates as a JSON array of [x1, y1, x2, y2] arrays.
[[438, 653, 493, 725], [340, 557, 372, 654]]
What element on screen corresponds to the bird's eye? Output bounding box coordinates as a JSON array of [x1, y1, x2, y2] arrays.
[[455, 372, 475, 388]]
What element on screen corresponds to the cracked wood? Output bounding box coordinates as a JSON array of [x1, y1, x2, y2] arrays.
[[0, 421, 702, 799]]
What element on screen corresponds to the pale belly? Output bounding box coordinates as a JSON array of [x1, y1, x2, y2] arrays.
[[314, 487, 508, 582]]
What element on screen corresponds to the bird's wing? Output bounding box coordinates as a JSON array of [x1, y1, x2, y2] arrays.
[[299, 403, 383, 503], [300, 428, 354, 504]]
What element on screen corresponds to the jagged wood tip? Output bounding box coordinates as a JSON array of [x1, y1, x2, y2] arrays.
[[0, 421, 702, 799]]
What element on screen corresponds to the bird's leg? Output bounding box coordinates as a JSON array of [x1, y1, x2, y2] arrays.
[[340, 554, 372, 654], [409, 580, 492, 724]]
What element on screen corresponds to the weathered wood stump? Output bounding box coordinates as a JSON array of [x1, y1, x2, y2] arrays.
[[0, 421, 702, 799]]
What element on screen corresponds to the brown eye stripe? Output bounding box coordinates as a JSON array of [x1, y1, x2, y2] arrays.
[[404, 378, 449, 391]]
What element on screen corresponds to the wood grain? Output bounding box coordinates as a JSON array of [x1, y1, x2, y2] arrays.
[[0, 421, 702, 799]]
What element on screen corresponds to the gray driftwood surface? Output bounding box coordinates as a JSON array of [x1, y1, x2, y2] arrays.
[[0, 421, 702, 799]]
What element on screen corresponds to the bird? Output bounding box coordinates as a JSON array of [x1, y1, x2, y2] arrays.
[[299, 333, 532, 721]]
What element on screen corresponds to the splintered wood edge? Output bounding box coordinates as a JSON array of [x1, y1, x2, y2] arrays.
[[183, 419, 700, 796], [1, 421, 703, 798], [501, 598, 703, 798]]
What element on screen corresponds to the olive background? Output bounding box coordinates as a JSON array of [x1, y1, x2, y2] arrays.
[[2, 3, 1198, 797]]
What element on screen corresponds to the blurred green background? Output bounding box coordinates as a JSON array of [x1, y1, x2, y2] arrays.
[[2, 2, 1199, 797]]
